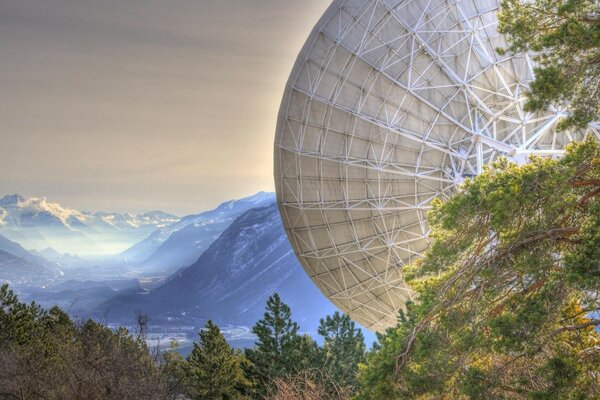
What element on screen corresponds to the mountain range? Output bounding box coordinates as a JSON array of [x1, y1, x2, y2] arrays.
[[99, 202, 337, 331], [0, 250, 55, 284], [0, 192, 347, 337], [0, 234, 56, 284], [120, 192, 275, 273], [0, 194, 179, 256]]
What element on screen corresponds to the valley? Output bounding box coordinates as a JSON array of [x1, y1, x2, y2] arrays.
[[0, 192, 361, 354]]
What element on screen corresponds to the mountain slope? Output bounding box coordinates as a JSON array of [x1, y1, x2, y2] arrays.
[[0, 233, 54, 267], [100, 203, 336, 331], [22, 279, 142, 317], [0, 194, 178, 256], [121, 192, 275, 272], [0, 250, 54, 284]]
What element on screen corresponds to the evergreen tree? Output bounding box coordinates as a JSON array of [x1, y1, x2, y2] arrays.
[[185, 320, 251, 400], [0, 284, 69, 347], [358, 138, 600, 399], [317, 311, 366, 391], [497, 0, 600, 129], [245, 293, 318, 395], [160, 349, 189, 397], [0, 284, 175, 399]]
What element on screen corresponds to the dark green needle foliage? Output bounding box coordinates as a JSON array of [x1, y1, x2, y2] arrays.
[[317, 311, 366, 393], [498, 0, 600, 129], [245, 293, 318, 396], [185, 320, 252, 399], [358, 137, 600, 399], [0, 284, 177, 399]]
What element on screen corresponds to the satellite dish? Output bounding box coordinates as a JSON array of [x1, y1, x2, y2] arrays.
[[274, 0, 599, 331]]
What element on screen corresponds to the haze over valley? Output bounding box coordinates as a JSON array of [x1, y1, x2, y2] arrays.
[[0, 194, 179, 256], [0, 192, 346, 352]]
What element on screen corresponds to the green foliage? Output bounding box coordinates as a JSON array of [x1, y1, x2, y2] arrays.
[[317, 311, 366, 392], [185, 320, 252, 399], [160, 349, 189, 396], [245, 293, 319, 396], [0, 285, 368, 400], [0, 284, 176, 399], [358, 137, 600, 399], [498, 0, 600, 129], [0, 284, 69, 348]]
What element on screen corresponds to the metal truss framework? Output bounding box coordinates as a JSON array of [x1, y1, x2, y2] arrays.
[[274, 0, 600, 331]]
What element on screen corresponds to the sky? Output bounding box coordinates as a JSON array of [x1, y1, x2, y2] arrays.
[[0, 0, 330, 215]]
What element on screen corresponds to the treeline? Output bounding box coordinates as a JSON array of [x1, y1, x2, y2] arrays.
[[0, 288, 366, 399], [2, 139, 599, 399], [0, 284, 171, 399], [357, 138, 600, 399]]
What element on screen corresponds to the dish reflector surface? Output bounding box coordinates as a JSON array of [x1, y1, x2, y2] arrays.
[[274, 0, 599, 331]]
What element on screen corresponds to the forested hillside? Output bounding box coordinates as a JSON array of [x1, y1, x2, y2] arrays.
[[0, 285, 365, 399]]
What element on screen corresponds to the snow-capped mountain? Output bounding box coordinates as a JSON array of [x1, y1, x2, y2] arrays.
[[84, 210, 178, 233], [100, 202, 336, 331], [120, 191, 275, 273], [0, 194, 179, 257]]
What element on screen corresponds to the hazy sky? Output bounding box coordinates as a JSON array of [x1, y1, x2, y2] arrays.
[[0, 0, 330, 215]]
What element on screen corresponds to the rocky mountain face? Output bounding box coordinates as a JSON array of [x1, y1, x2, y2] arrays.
[[120, 192, 276, 273], [100, 203, 336, 331], [0, 194, 179, 256]]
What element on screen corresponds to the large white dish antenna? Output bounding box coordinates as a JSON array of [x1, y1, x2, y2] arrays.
[[274, 0, 599, 331]]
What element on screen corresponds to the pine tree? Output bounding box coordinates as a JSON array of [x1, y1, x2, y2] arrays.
[[497, 0, 600, 129], [185, 320, 251, 400], [358, 138, 600, 399], [0, 284, 175, 399], [245, 293, 318, 395], [318, 311, 366, 391]]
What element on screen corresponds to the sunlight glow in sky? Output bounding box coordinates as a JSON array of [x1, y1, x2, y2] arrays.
[[0, 0, 330, 215]]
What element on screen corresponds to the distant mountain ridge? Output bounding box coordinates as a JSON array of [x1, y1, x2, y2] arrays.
[[0, 191, 276, 267], [120, 192, 275, 273], [0, 233, 44, 263], [0, 194, 179, 256], [0, 249, 55, 284], [100, 202, 336, 331]]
